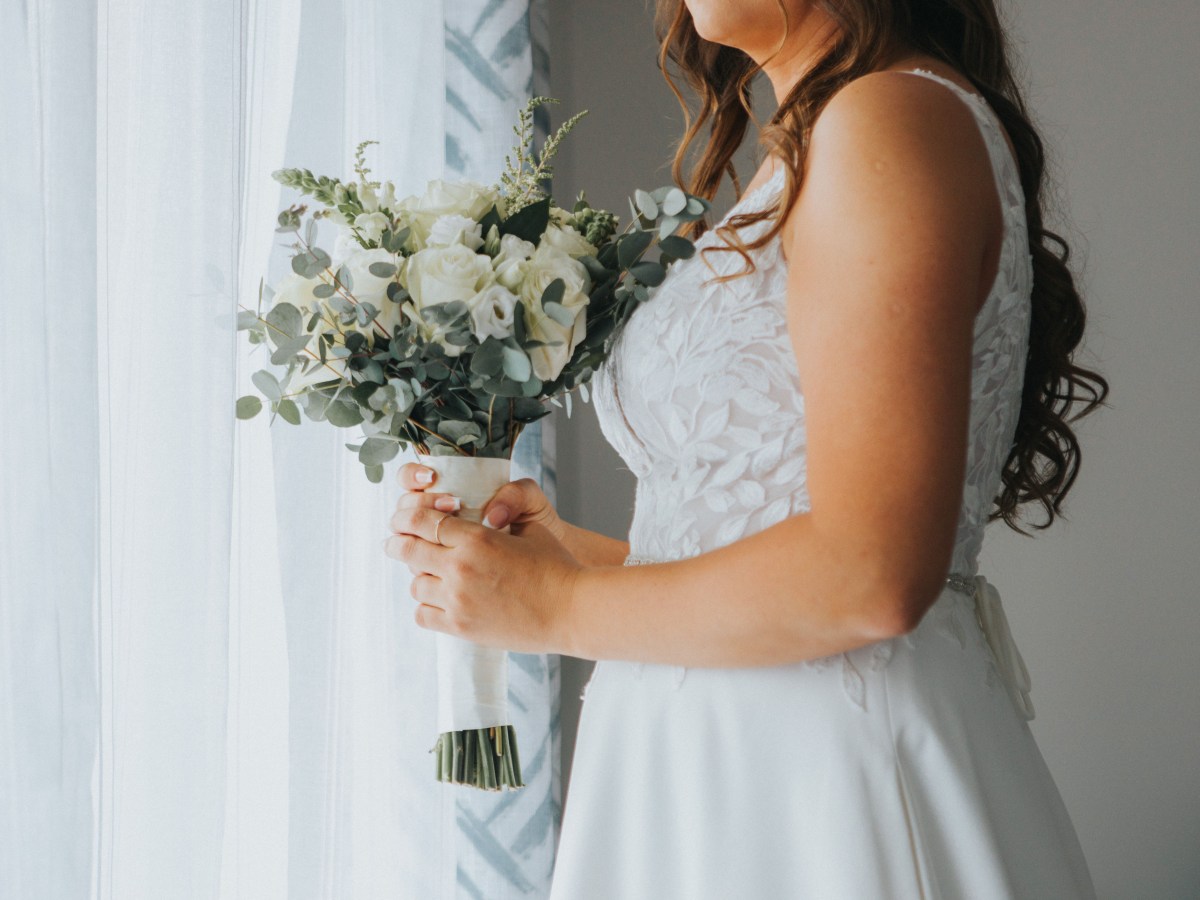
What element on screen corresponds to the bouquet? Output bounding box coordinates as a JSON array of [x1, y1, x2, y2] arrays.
[[236, 96, 710, 790]]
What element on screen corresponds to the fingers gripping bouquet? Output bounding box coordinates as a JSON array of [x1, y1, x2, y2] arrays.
[[236, 97, 710, 791]]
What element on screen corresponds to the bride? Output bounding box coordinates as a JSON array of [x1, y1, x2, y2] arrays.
[[385, 0, 1107, 895]]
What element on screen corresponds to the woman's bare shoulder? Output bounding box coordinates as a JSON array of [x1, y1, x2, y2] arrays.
[[779, 65, 999, 254]]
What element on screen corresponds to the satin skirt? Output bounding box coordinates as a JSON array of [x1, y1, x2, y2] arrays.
[[548, 585, 1096, 899]]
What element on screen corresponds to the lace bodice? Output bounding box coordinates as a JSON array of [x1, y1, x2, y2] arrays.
[[593, 68, 1033, 579]]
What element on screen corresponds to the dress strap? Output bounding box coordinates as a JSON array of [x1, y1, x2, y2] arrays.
[[896, 67, 1021, 195]]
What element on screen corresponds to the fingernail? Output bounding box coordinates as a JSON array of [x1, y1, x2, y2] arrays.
[[415, 468, 434, 484], [434, 495, 461, 512], [483, 505, 509, 529]]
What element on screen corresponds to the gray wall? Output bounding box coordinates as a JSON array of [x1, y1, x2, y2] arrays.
[[548, 2, 1200, 898]]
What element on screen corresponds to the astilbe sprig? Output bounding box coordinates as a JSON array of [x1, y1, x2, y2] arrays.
[[497, 96, 589, 217]]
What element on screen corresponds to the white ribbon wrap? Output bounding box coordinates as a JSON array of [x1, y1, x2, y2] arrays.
[[417, 453, 513, 733], [971, 574, 1036, 721]]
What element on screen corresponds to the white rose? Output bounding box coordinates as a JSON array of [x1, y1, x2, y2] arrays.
[[400, 179, 500, 250], [341, 247, 406, 338], [272, 271, 324, 312], [331, 229, 363, 268], [406, 244, 496, 356], [549, 205, 572, 226], [492, 233, 536, 266], [352, 211, 391, 244], [520, 244, 591, 381], [467, 283, 519, 341], [269, 273, 347, 389], [427, 213, 484, 251], [541, 222, 596, 260]]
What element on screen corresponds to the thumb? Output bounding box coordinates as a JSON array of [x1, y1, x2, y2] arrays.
[[481, 478, 546, 529]]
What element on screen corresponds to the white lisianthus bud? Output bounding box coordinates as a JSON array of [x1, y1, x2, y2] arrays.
[[406, 244, 496, 356], [467, 284, 519, 341], [353, 211, 391, 244], [520, 244, 591, 381], [427, 213, 484, 251], [359, 182, 380, 213], [541, 222, 596, 259], [379, 181, 399, 214], [494, 257, 529, 292], [483, 224, 501, 257], [549, 205, 573, 226]]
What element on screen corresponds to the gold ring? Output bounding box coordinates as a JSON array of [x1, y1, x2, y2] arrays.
[[433, 513, 449, 546]]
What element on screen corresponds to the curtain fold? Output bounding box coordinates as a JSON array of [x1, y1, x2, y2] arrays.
[[0, 1, 99, 898], [0, 1, 560, 897]]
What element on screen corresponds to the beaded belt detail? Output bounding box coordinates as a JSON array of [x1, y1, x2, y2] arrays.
[[620, 554, 1035, 721]]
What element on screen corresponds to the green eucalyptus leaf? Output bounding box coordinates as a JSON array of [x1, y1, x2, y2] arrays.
[[236, 395, 263, 419], [326, 401, 364, 428], [313, 282, 336, 299], [658, 235, 694, 260], [634, 189, 658, 220], [662, 188, 687, 216], [439, 419, 482, 447], [501, 345, 532, 382], [579, 255, 609, 279], [542, 300, 575, 327], [364, 464, 384, 483], [629, 261, 666, 287], [471, 338, 505, 376], [251, 370, 282, 401], [368, 261, 397, 278], [539, 277, 565, 310], [265, 302, 302, 341], [359, 436, 400, 466], [357, 302, 379, 327], [617, 231, 653, 269], [277, 398, 301, 425], [237, 310, 260, 330], [658, 215, 681, 240], [513, 299, 528, 344], [303, 391, 331, 421], [360, 360, 385, 383], [271, 334, 312, 365]]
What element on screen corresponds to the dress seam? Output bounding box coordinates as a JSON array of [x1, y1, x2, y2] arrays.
[[880, 659, 936, 899]]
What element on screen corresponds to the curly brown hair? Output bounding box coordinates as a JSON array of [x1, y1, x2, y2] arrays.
[[654, 0, 1110, 535]]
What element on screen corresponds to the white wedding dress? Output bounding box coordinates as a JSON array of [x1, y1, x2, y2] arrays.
[[548, 69, 1096, 899]]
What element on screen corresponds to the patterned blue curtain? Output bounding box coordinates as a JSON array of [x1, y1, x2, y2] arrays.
[[442, 2, 562, 896]]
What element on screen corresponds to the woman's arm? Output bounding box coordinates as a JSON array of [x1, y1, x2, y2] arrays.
[[553, 518, 630, 568], [557, 73, 1001, 667]]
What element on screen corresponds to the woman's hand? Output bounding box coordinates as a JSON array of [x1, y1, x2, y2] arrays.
[[385, 462, 580, 654], [393, 461, 566, 539]]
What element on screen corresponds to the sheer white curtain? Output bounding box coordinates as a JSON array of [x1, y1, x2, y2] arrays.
[[0, 1, 560, 897]]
